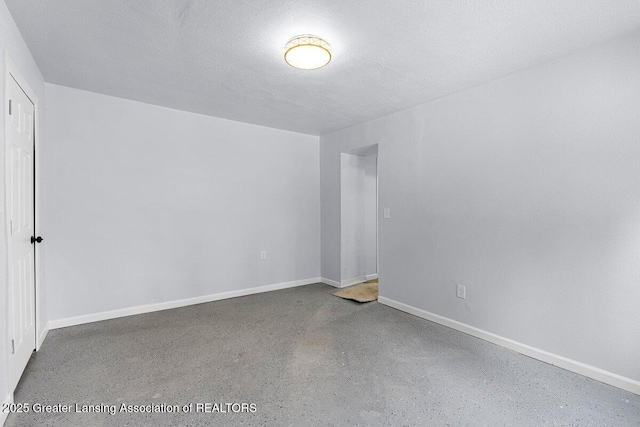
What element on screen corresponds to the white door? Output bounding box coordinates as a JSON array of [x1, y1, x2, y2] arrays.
[[5, 74, 36, 392]]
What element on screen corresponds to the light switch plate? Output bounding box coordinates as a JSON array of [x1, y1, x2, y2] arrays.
[[456, 284, 466, 299]]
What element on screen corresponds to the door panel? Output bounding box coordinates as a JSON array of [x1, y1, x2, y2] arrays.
[[6, 74, 36, 392]]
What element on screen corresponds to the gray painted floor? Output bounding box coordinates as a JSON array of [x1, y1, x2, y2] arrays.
[[6, 283, 640, 426]]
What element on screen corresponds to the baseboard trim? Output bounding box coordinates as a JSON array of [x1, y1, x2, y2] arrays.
[[49, 277, 321, 330], [1, 394, 13, 426], [341, 275, 367, 287], [322, 275, 375, 288], [321, 277, 342, 288], [36, 323, 49, 351], [378, 296, 640, 396]]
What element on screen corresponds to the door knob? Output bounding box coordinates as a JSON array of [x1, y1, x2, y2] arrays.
[[31, 236, 43, 244]]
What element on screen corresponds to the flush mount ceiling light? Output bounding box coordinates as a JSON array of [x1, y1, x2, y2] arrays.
[[284, 35, 331, 70]]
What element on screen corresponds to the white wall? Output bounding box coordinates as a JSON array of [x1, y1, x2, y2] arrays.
[[0, 0, 46, 411], [321, 32, 640, 382], [340, 154, 377, 282], [340, 153, 365, 281], [44, 84, 320, 322], [364, 157, 377, 276]]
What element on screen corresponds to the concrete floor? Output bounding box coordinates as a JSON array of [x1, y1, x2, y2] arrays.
[[6, 283, 640, 426]]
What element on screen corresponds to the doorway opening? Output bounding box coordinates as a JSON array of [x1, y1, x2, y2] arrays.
[[340, 144, 378, 287]]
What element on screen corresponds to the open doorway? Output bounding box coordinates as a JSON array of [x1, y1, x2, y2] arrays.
[[340, 144, 378, 287]]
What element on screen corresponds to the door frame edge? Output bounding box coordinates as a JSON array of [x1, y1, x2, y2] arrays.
[[2, 51, 42, 358]]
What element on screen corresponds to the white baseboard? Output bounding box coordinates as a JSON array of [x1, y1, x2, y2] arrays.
[[321, 277, 342, 288], [341, 275, 367, 287], [322, 275, 375, 288], [378, 296, 640, 396], [1, 394, 13, 427], [49, 277, 321, 330], [37, 323, 49, 351]]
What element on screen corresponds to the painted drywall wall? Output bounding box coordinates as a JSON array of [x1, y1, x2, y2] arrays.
[[0, 0, 47, 410], [364, 157, 377, 276], [340, 153, 377, 284], [340, 154, 377, 282], [321, 32, 640, 382], [44, 83, 320, 322], [340, 153, 365, 281]]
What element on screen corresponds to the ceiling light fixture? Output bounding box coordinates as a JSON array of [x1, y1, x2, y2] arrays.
[[284, 35, 331, 70]]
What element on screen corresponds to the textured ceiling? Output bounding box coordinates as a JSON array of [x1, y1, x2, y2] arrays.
[[6, 0, 640, 135]]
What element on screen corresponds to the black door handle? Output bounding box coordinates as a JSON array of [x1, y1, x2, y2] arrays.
[[31, 236, 43, 244]]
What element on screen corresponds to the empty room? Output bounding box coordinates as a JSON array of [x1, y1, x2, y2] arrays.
[[1, 1, 639, 426]]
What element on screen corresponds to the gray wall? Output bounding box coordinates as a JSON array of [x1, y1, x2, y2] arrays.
[[339, 153, 377, 282], [44, 84, 320, 321], [320, 33, 640, 381], [340, 153, 377, 282], [340, 153, 366, 281], [0, 1, 47, 408], [364, 157, 377, 276]]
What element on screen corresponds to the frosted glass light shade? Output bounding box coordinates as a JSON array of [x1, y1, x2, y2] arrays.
[[284, 35, 331, 70]]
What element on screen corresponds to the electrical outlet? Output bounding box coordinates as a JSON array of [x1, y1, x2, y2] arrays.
[[456, 284, 466, 299], [260, 251, 267, 260], [383, 208, 390, 219]]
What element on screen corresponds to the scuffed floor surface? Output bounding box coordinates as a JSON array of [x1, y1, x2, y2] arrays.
[[6, 283, 640, 426]]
